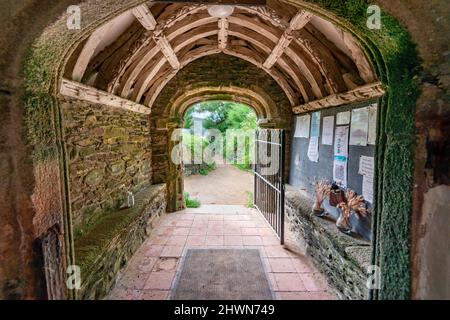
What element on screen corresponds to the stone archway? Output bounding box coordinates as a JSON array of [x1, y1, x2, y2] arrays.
[[3, 0, 447, 300], [160, 83, 285, 212]]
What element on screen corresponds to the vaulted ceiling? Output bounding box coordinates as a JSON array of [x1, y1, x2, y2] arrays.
[[63, 1, 378, 114]]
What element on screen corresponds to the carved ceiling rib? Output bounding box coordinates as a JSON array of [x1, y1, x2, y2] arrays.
[[292, 82, 384, 114], [223, 46, 297, 105], [132, 27, 218, 102], [142, 44, 299, 108], [227, 16, 321, 99], [227, 27, 311, 101], [116, 15, 217, 97], [144, 45, 222, 107], [132, 4, 157, 30], [218, 18, 229, 50], [70, 3, 380, 113], [109, 5, 209, 94], [263, 11, 312, 69], [294, 28, 348, 94]]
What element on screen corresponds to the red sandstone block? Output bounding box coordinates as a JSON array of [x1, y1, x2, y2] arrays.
[[272, 273, 306, 292], [205, 235, 224, 246], [267, 258, 296, 273], [140, 290, 169, 300], [224, 235, 243, 246], [144, 272, 175, 290], [242, 236, 263, 245], [166, 235, 188, 246], [160, 245, 184, 257]]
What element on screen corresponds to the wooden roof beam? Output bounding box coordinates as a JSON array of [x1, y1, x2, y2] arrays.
[[218, 18, 229, 50], [132, 4, 180, 70], [292, 82, 384, 114], [263, 11, 312, 69], [132, 4, 157, 30], [153, 32, 180, 69], [60, 78, 151, 114]]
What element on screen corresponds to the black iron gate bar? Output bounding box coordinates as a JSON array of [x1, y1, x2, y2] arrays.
[[253, 129, 285, 245]]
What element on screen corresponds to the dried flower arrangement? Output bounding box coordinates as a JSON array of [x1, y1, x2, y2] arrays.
[[336, 189, 368, 233], [312, 179, 331, 216]]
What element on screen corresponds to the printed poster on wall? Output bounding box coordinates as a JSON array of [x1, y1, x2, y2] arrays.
[[359, 155, 375, 203], [322, 116, 334, 145], [349, 107, 369, 146], [307, 136, 319, 162], [368, 104, 378, 145], [333, 125, 349, 187], [310, 111, 321, 137], [294, 115, 310, 138], [336, 111, 351, 125]]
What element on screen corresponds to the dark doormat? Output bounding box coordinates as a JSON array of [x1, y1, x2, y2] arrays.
[[171, 249, 274, 300]]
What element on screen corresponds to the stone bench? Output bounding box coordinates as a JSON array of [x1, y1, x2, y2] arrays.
[[74, 184, 167, 299], [285, 185, 372, 300]]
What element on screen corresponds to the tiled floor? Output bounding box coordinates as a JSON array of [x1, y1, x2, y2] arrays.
[[107, 205, 336, 300]]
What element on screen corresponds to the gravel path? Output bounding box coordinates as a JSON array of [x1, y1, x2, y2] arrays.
[[184, 164, 253, 205]]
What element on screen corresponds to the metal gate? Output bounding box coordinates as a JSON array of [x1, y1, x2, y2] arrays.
[[254, 129, 285, 244]]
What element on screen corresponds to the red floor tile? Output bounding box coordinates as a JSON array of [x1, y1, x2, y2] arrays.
[[140, 290, 169, 300], [172, 227, 190, 236], [186, 235, 206, 246], [144, 272, 175, 290], [224, 235, 243, 246], [242, 227, 259, 235], [272, 273, 306, 292], [205, 235, 224, 246], [242, 236, 263, 245], [166, 235, 188, 246], [160, 245, 184, 257], [267, 258, 297, 273]]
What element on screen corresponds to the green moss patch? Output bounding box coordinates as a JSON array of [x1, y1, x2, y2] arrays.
[[74, 185, 163, 272]]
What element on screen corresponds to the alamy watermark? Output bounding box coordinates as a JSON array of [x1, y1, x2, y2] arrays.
[[67, 5, 81, 30], [367, 5, 382, 30], [171, 123, 281, 176], [67, 265, 81, 290]]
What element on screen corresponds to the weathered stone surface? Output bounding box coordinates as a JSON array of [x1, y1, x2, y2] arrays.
[[61, 100, 152, 231], [75, 184, 167, 300], [84, 169, 105, 186], [285, 185, 371, 300]]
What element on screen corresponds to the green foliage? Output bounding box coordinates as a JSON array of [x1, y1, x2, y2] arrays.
[[246, 191, 254, 208], [185, 101, 257, 133], [199, 162, 216, 176], [184, 101, 256, 170], [182, 132, 209, 161], [184, 192, 201, 208]]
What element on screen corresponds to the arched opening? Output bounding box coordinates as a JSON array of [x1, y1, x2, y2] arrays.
[[182, 100, 257, 207], [4, 0, 446, 301], [23, 1, 391, 300]]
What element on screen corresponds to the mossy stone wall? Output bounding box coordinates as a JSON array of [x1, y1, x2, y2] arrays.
[[61, 99, 152, 235]]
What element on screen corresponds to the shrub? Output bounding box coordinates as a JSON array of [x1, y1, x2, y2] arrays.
[[184, 192, 201, 208]]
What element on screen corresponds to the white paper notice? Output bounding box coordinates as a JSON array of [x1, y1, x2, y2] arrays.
[[349, 107, 369, 146], [336, 111, 351, 125], [322, 116, 334, 145], [333, 159, 347, 187], [362, 175, 374, 203], [334, 126, 349, 158], [294, 115, 310, 138], [368, 104, 378, 145], [333, 126, 349, 187], [358, 155, 374, 203], [307, 136, 319, 162], [359, 156, 374, 176]]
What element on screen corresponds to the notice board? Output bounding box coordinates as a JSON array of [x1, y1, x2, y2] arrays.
[[289, 101, 378, 200]]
